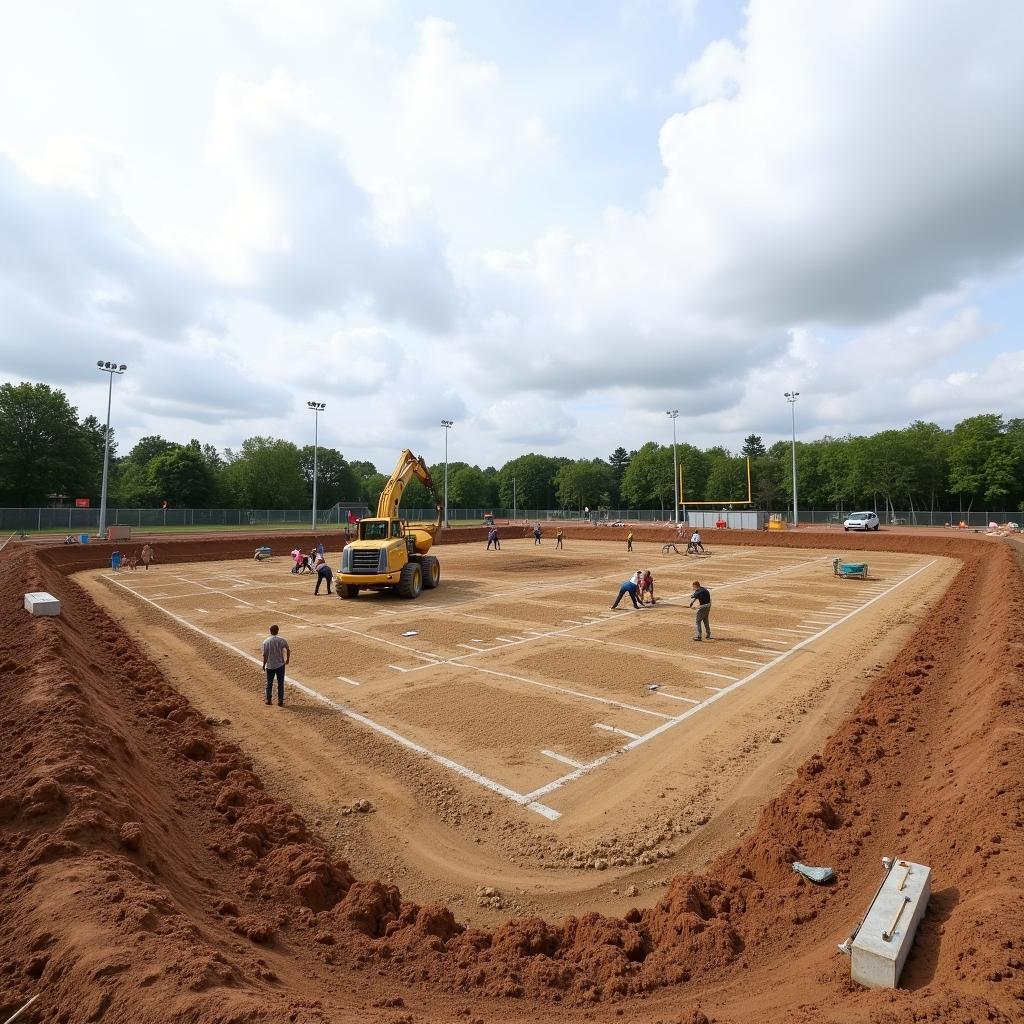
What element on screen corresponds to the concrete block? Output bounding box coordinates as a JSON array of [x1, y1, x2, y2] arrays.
[[851, 859, 931, 988], [24, 592, 61, 617]]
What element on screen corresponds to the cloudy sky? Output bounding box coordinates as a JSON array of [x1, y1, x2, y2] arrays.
[[1, 0, 1023, 471]]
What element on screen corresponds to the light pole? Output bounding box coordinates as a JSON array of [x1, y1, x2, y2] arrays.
[[440, 419, 453, 527], [307, 401, 326, 530], [785, 391, 800, 526], [666, 409, 679, 524], [95, 360, 127, 539]]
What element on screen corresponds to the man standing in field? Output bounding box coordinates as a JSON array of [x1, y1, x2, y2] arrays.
[[626, 530, 634, 552], [261, 625, 290, 706], [140, 543, 154, 569], [533, 522, 542, 545], [555, 528, 564, 549], [689, 580, 712, 641]]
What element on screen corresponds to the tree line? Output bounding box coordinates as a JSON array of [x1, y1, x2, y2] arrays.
[[1, 381, 1022, 515]]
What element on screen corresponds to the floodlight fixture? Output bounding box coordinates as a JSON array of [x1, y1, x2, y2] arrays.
[[308, 400, 326, 529], [441, 420, 454, 527], [95, 360, 128, 538], [666, 410, 680, 524]]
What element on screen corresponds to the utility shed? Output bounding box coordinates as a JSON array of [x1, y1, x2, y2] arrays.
[[852, 859, 931, 988]]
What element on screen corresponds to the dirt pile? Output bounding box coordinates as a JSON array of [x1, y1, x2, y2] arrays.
[[1, 534, 1022, 1022]]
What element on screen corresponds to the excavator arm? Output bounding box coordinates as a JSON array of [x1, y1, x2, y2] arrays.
[[376, 449, 443, 528]]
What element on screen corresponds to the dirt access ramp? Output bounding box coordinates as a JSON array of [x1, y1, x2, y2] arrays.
[[0, 531, 1021, 1023]]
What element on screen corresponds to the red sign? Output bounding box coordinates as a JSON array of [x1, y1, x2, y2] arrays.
[[74, 498, 90, 508]]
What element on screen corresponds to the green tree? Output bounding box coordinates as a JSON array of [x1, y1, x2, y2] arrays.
[[608, 446, 631, 479], [223, 437, 308, 508], [948, 414, 1004, 513], [362, 472, 389, 513], [676, 444, 708, 506], [497, 454, 562, 510], [299, 446, 360, 508], [448, 465, 492, 507], [147, 441, 219, 507], [620, 442, 674, 511], [740, 434, 767, 459], [127, 435, 175, 467], [0, 383, 94, 505], [554, 459, 617, 511], [704, 454, 748, 505]]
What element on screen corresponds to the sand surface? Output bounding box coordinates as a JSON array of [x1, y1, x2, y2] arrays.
[[1, 526, 1022, 1023]]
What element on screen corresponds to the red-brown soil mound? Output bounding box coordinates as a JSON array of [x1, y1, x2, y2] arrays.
[[1, 531, 1022, 1022]]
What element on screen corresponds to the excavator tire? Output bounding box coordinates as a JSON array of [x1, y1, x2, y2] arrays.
[[420, 555, 440, 589], [340, 584, 360, 599], [397, 562, 422, 599]]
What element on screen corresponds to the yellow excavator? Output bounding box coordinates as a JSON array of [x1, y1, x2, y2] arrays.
[[338, 449, 442, 599]]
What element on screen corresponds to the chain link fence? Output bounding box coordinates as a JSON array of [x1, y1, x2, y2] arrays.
[[1, 505, 1017, 534]]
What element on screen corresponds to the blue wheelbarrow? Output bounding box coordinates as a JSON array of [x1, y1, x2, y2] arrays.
[[833, 557, 868, 579]]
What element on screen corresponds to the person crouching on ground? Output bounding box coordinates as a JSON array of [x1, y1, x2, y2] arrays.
[[290, 549, 303, 574], [611, 570, 644, 609], [314, 558, 333, 595], [640, 569, 655, 605]]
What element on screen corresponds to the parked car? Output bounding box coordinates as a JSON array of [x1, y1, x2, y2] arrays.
[[844, 511, 880, 531]]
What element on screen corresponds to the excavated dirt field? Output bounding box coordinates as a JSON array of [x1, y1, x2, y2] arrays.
[[1, 526, 1022, 1024]]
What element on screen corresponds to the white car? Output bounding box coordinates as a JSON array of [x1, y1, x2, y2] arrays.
[[844, 511, 880, 532]]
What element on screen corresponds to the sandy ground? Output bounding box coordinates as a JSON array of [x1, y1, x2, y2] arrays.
[[3, 527, 1022, 1024], [80, 539, 953, 926]]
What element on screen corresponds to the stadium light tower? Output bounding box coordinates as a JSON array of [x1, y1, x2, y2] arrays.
[[440, 419, 453, 528], [785, 391, 800, 526], [95, 361, 127, 540], [307, 401, 326, 530], [666, 409, 680, 524]]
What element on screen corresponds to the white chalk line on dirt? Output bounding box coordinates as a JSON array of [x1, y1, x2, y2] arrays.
[[518, 559, 938, 806], [99, 552, 931, 819], [542, 749, 584, 768], [594, 723, 643, 740], [165, 543, 768, 628], [145, 549, 812, 654], [100, 573, 562, 822], [455, 663, 674, 721]]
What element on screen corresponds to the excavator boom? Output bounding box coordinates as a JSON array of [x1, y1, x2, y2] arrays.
[[338, 447, 443, 600], [377, 449, 442, 527]]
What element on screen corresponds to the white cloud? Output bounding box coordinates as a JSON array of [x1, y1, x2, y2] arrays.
[[227, 0, 393, 37], [2, 1, 1024, 469], [202, 72, 458, 330], [674, 38, 742, 103]]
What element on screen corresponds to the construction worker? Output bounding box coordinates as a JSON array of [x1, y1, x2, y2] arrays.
[[261, 624, 290, 706], [689, 580, 712, 641], [626, 530, 634, 552], [555, 528, 564, 549], [533, 522, 542, 545]]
